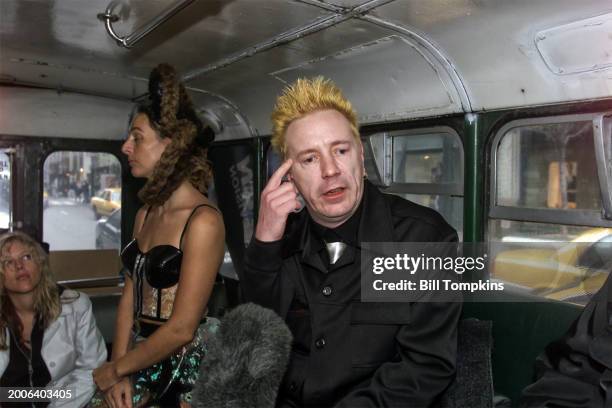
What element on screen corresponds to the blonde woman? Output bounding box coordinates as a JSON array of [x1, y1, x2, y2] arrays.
[[92, 64, 225, 408], [0, 231, 107, 407]]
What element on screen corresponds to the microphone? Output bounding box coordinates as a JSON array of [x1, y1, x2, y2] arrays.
[[192, 303, 293, 408]]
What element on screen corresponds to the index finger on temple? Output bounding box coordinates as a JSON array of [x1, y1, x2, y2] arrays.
[[268, 159, 294, 188]]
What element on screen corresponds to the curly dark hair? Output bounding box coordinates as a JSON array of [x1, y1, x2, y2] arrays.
[[135, 63, 215, 206]]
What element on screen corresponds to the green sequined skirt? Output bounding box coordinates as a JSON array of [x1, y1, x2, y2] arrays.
[[90, 317, 220, 407]]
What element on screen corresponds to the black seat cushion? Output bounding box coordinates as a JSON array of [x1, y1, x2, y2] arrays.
[[440, 318, 494, 408]]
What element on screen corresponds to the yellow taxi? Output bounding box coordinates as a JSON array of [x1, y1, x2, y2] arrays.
[[91, 188, 121, 219], [492, 228, 612, 304]]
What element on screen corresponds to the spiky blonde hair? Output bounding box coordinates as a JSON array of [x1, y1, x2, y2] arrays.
[[271, 77, 359, 156]]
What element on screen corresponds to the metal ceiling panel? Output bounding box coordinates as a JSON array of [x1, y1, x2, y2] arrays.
[[371, 0, 479, 28], [372, 0, 612, 110], [535, 12, 612, 75], [0, 0, 331, 98], [3, 0, 612, 137], [187, 17, 391, 89], [317, 0, 373, 8], [273, 35, 460, 122], [189, 17, 467, 133], [188, 18, 414, 133]]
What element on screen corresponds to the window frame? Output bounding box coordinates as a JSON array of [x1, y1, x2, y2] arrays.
[[41, 147, 126, 251], [368, 126, 464, 197], [362, 126, 464, 237], [489, 112, 612, 228], [0, 148, 15, 231]]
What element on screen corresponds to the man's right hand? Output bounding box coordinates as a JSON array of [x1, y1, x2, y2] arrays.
[[255, 159, 302, 242]]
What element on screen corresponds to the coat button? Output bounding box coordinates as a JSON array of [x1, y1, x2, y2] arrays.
[[49, 362, 55, 367], [322, 285, 333, 296], [314, 337, 326, 349], [289, 381, 297, 392]]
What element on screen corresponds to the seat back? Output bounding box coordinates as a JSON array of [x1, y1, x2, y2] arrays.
[[441, 318, 494, 408], [462, 298, 582, 404]]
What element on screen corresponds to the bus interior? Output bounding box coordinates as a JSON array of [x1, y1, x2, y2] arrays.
[[1, 0, 612, 404]]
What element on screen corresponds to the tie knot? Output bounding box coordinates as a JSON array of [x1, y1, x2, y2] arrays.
[[325, 241, 347, 265]]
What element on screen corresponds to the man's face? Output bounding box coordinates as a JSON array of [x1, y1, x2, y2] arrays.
[[285, 109, 364, 228]]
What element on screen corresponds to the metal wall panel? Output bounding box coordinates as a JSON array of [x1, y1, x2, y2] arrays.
[[374, 0, 612, 110], [0, 87, 132, 140]]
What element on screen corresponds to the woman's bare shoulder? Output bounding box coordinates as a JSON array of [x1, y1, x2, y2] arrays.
[[184, 202, 224, 241], [192, 202, 223, 229]]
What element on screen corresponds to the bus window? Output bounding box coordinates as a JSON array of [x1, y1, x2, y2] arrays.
[[490, 116, 610, 303], [43, 151, 122, 282], [0, 150, 12, 230], [369, 129, 464, 238], [392, 134, 463, 185], [43, 151, 121, 250], [265, 130, 464, 236], [496, 121, 599, 210]]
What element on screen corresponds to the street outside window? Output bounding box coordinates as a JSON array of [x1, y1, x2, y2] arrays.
[[43, 151, 121, 251]]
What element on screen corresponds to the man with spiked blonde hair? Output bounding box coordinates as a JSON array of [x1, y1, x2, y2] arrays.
[[240, 77, 461, 407]]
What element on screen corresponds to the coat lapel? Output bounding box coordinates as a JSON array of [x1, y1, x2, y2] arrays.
[[282, 209, 326, 273]]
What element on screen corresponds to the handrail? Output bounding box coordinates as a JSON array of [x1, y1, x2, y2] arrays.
[[97, 0, 196, 48], [59, 276, 123, 289]]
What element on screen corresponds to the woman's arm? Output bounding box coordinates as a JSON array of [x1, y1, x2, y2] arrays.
[[113, 206, 224, 379], [109, 206, 147, 361], [110, 277, 134, 361]]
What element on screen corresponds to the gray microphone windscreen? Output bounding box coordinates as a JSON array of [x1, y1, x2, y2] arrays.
[[192, 303, 293, 408]]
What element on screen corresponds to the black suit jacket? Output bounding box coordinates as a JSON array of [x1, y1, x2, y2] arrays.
[[241, 181, 462, 407], [521, 273, 612, 407]]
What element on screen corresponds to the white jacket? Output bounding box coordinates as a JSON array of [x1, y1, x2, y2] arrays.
[[0, 289, 107, 407]]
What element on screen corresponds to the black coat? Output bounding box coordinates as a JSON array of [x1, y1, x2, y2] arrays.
[[521, 273, 612, 408], [241, 181, 462, 407]]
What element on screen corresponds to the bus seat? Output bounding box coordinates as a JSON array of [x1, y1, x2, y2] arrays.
[[462, 297, 582, 405], [441, 318, 495, 408], [49, 249, 121, 282], [207, 275, 229, 318], [90, 293, 121, 355]]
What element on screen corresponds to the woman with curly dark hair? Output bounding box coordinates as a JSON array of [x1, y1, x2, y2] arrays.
[[91, 63, 225, 408]]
